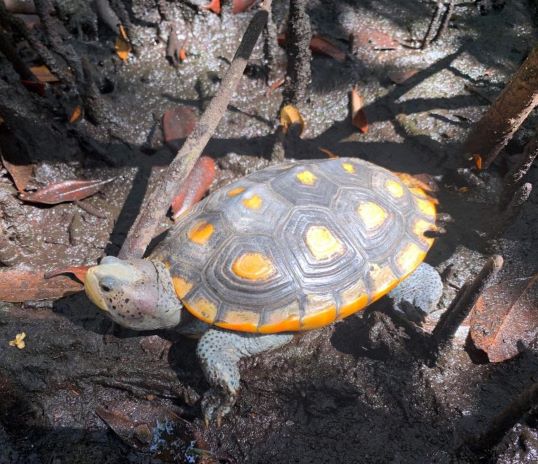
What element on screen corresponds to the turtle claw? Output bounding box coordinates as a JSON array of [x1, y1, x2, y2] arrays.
[[201, 388, 237, 427]]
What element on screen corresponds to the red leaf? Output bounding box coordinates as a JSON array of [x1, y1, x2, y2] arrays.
[[1, 153, 33, 192], [233, 0, 257, 14], [171, 156, 216, 219], [470, 274, 538, 362], [44, 265, 91, 284], [162, 106, 198, 152], [201, 0, 221, 14], [310, 35, 347, 62], [19, 178, 115, 205], [0, 269, 82, 302], [277, 34, 347, 63], [351, 86, 368, 133], [352, 28, 398, 50]]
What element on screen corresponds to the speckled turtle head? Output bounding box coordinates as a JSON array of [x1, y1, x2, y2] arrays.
[[85, 256, 182, 330]]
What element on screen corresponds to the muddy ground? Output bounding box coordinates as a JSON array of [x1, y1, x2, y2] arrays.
[[0, 0, 537, 463]]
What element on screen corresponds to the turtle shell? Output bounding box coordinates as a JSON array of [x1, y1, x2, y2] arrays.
[[151, 158, 436, 333]]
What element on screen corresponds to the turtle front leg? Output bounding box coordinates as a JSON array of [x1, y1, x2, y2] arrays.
[[388, 262, 443, 322], [196, 329, 293, 426]]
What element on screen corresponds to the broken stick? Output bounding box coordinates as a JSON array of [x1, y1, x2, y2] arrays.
[[432, 255, 503, 356], [118, 1, 272, 259]]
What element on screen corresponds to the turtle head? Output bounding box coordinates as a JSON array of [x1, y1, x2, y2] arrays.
[[84, 256, 182, 330]]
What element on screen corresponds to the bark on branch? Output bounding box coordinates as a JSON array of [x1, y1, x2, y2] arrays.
[[118, 1, 272, 259], [463, 45, 538, 168]]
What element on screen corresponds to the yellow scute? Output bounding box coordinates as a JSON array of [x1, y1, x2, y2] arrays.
[[187, 221, 214, 245], [296, 170, 317, 185], [305, 226, 344, 261], [356, 202, 388, 230], [232, 252, 276, 281]]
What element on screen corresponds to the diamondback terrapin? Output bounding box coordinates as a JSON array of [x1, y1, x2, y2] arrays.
[[85, 157, 442, 424]]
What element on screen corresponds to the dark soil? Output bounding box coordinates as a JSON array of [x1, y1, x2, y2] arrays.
[[0, 1, 537, 463]]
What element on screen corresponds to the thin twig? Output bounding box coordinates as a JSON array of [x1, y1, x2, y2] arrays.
[[432, 0, 454, 43], [431, 255, 503, 356], [466, 383, 538, 453], [118, 1, 272, 259], [494, 182, 533, 237], [421, 1, 443, 49], [501, 136, 538, 208]]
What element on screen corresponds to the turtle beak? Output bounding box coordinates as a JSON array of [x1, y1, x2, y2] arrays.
[[85, 266, 109, 311]]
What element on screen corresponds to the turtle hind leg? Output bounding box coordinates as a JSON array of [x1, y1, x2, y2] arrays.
[[388, 262, 443, 323], [196, 329, 293, 426]]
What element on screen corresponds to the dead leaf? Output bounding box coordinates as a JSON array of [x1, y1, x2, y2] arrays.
[[115, 24, 131, 61], [310, 35, 347, 62], [178, 47, 187, 62], [352, 28, 398, 50], [68, 105, 83, 123], [470, 274, 538, 362], [44, 265, 91, 284], [30, 65, 59, 83], [458, 186, 470, 193], [350, 86, 368, 133], [201, 0, 221, 14], [278, 34, 346, 62], [162, 106, 197, 152], [4, 0, 36, 14], [0, 153, 33, 192], [233, 0, 257, 14], [319, 147, 339, 159], [388, 68, 419, 84], [0, 270, 82, 302], [171, 156, 216, 219], [8, 332, 26, 349], [14, 13, 40, 29], [19, 178, 115, 205], [280, 104, 305, 136], [266, 77, 285, 96], [473, 154, 483, 170], [20, 79, 45, 96]]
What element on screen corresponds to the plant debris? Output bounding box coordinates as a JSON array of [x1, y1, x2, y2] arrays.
[[8, 332, 26, 349], [350, 86, 368, 133], [0, 270, 82, 302], [44, 265, 91, 284], [469, 274, 538, 362], [162, 106, 198, 152], [0, 153, 33, 192], [19, 178, 115, 205], [171, 156, 216, 219], [279, 104, 305, 135]]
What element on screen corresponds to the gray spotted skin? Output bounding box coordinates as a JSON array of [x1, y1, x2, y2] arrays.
[[388, 262, 443, 322], [196, 329, 293, 424]]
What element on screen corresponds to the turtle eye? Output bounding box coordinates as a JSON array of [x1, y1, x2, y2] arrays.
[[99, 276, 117, 293]]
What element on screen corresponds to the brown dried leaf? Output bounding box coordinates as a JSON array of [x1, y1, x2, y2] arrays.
[[319, 147, 339, 159], [44, 265, 91, 284], [470, 274, 538, 362], [350, 86, 368, 133], [280, 104, 305, 136], [1, 153, 33, 192], [201, 0, 221, 14], [233, 0, 257, 14], [310, 35, 347, 62], [388, 68, 419, 84], [115, 24, 131, 61], [30, 65, 59, 83], [266, 77, 285, 96], [0, 270, 82, 302], [20, 79, 45, 96], [352, 27, 398, 50], [68, 105, 83, 123], [162, 106, 198, 152], [473, 154, 483, 170], [19, 178, 115, 205]]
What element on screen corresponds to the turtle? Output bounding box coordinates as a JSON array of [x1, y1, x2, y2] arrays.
[[84, 157, 443, 425]]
